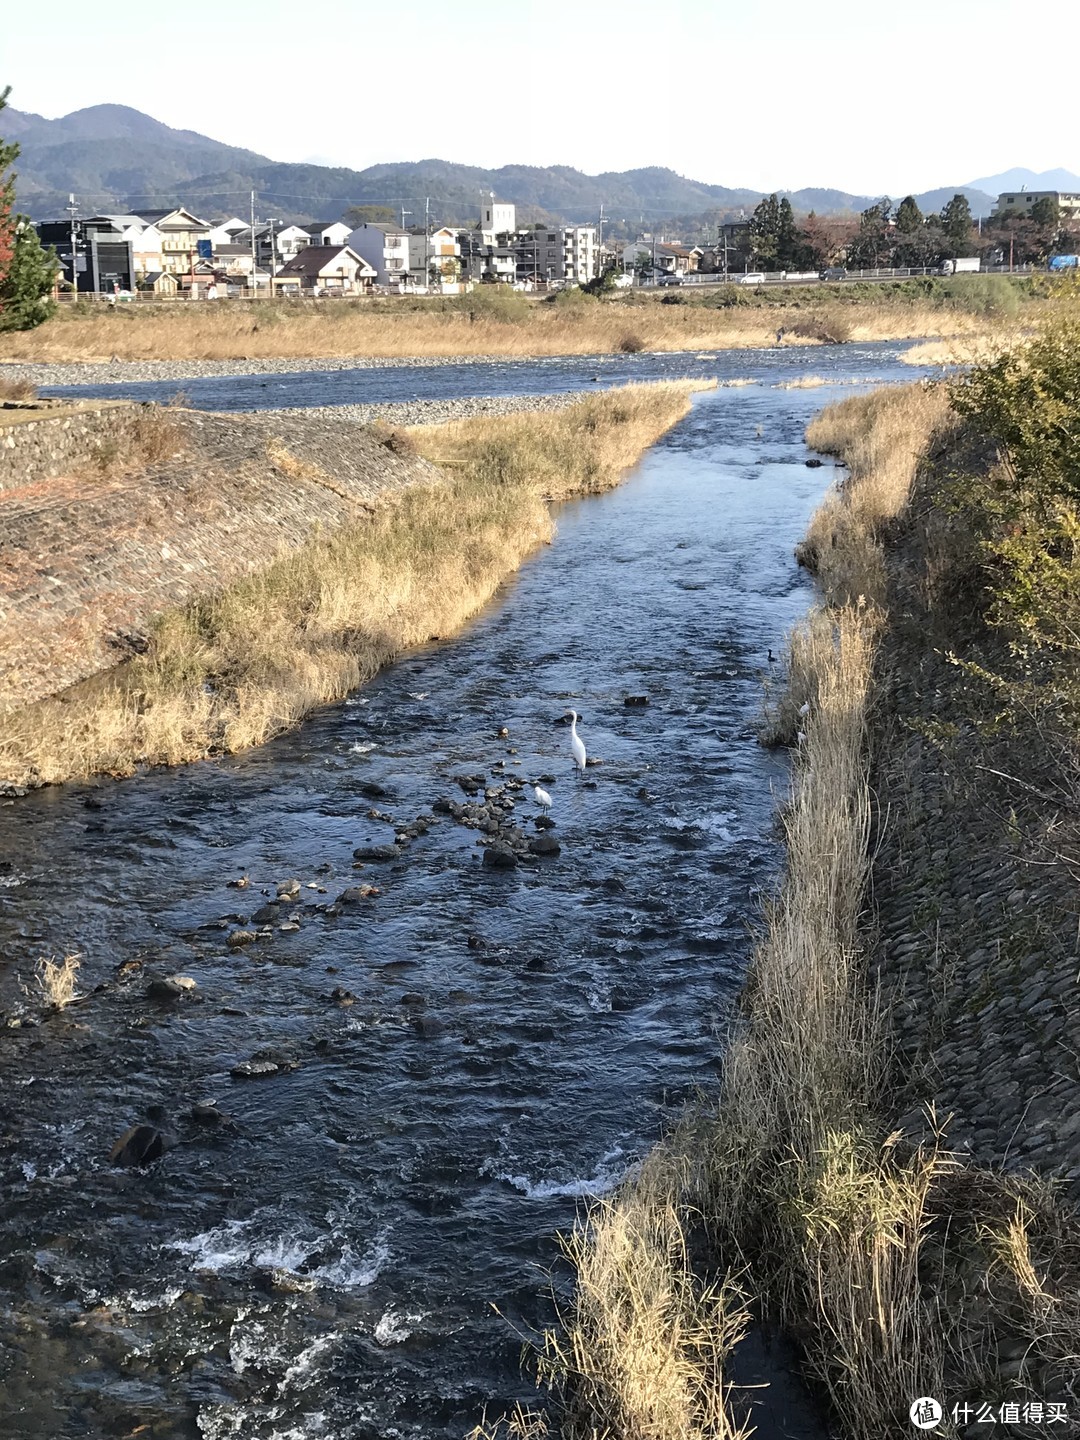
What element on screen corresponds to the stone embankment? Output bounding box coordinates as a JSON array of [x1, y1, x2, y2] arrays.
[[0, 404, 435, 715], [0, 399, 139, 490], [869, 468, 1080, 1197]]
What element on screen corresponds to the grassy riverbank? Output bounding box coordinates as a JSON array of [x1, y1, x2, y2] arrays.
[[0, 285, 1021, 364], [524, 353, 1080, 1439], [0, 381, 707, 789]]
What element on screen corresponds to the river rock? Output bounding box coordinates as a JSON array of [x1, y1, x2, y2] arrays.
[[110, 1125, 165, 1167], [276, 879, 301, 898], [164, 974, 197, 990], [190, 1103, 226, 1127], [250, 904, 279, 925], [146, 977, 186, 1001], [226, 929, 258, 948], [357, 780, 392, 799], [231, 1059, 282, 1079], [805, 457, 824, 468], [352, 844, 403, 863], [455, 773, 486, 795], [483, 842, 518, 869], [337, 884, 379, 904], [413, 1013, 446, 1038], [530, 834, 562, 857], [330, 987, 355, 1006], [623, 694, 649, 707], [534, 816, 556, 830]]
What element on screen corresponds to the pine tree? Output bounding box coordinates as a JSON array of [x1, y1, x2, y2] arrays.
[[776, 197, 798, 268], [895, 195, 923, 234], [0, 85, 58, 332], [751, 193, 781, 268], [941, 193, 975, 255]]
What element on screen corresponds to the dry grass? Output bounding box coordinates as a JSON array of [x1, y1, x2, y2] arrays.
[[900, 330, 1030, 368], [539, 1153, 752, 1440], [31, 953, 81, 1008], [800, 383, 955, 604], [0, 296, 987, 364], [0, 382, 705, 787], [0, 376, 37, 401]]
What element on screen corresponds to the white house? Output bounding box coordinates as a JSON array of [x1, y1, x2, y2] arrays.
[[135, 208, 211, 273], [303, 221, 351, 248], [345, 222, 411, 286], [273, 225, 313, 262], [273, 245, 376, 295], [207, 216, 250, 248]]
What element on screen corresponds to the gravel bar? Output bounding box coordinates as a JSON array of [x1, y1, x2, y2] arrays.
[[0, 353, 561, 388], [256, 392, 591, 427]]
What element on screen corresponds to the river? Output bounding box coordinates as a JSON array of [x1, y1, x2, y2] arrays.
[[0, 346, 922, 1439]]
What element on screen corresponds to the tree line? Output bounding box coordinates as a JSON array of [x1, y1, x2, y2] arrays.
[[724, 190, 1079, 273]]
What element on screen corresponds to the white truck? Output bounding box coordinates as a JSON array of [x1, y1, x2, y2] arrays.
[[939, 257, 981, 275]]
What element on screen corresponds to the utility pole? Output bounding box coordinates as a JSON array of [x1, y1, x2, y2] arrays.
[[267, 217, 278, 294], [597, 202, 604, 281], [250, 189, 257, 299], [425, 195, 431, 288], [66, 193, 80, 296]]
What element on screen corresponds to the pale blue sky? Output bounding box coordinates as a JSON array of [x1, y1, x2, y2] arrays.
[[4, 0, 1078, 195]]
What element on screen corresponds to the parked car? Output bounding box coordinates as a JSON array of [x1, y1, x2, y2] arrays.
[[658, 273, 685, 286], [737, 272, 766, 285], [819, 267, 847, 281], [611, 273, 634, 289]]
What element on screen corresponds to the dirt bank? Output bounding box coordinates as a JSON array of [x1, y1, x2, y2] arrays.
[[0, 381, 707, 790]]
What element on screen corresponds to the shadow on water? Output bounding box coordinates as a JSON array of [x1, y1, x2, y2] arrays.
[[0, 363, 918, 1436]]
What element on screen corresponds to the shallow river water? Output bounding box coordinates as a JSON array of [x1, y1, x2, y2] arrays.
[[1, 347, 922, 1438]]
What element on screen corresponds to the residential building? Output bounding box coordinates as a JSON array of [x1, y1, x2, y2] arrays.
[[408, 227, 461, 285], [344, 222, 411, 286], [36, 218, 136, 292], [139, 270, 180, 297], [273, 224, 314, 262], [479, 198, 516, 242], [303, 221, 352, 248], [135, 208, 211, 273], [81, 215, 164, 275], [517, 225, 599, 284], [273, 245, 376, 295], [995, 189, 1080, 219], [206, 216, 250, 248]]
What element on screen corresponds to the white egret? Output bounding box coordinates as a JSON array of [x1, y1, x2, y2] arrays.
[[564, 710, 587, 772], [534, 784, 553, 810], [798, 701, 811, 717]]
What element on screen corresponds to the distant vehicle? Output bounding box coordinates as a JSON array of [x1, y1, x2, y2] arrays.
[[939, 258, 981, 274], [1048, 255, 1080, 271], [737, 272, 767, 285], [658, 273, 685, 286], [106, 288, 136, 303], [820, 267, 847, 281], [611, 272, 634, 288]]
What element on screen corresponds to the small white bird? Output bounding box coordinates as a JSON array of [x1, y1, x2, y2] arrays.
[[565, 709, 587, 772], [798, 701, 811, 717], [534, 784, 553, 810]]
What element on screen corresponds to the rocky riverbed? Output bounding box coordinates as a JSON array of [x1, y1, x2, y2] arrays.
[[0, 353, 523, 387]]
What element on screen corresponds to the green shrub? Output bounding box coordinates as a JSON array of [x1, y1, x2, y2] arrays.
[[941, 275, 1022, 318], [451, 285, 529, 324]]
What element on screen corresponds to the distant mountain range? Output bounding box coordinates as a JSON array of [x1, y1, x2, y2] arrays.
[[5, 102, 1056, 227], [968, 166, 1080, 195]]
